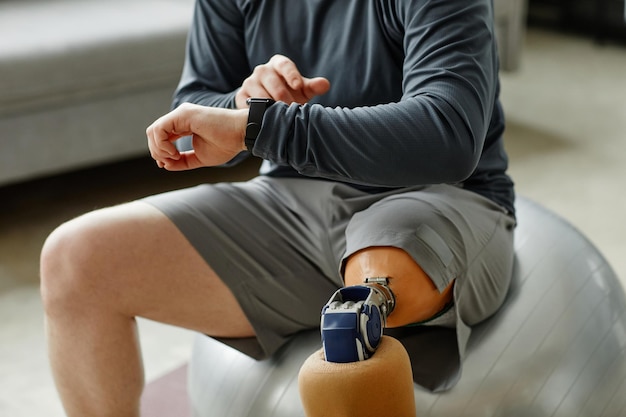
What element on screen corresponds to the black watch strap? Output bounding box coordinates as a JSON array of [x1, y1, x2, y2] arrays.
[[245, 98, 275, 151]]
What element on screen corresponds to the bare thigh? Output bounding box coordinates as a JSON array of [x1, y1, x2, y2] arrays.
[[41, 201, 255, 338]]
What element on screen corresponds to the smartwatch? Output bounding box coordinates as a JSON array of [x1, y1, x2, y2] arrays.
[[245, 98, 275, 151]]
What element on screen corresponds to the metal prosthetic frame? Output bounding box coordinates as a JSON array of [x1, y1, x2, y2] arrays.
[[321, 277, 396, 363]]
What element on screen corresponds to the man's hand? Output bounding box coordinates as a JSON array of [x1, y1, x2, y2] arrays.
[[147, 55, 329, 171], [235, 54, 330, 109], [146, 103, 248, 171]]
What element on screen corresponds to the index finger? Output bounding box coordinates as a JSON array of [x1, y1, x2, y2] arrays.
[[269, 54, 304, 91]]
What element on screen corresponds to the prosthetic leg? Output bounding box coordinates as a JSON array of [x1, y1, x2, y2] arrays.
[[297, 247, 453, 416], [298, 278, 416, 417]]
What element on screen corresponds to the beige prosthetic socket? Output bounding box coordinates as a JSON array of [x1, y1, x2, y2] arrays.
[[298, 336, 416, 417]]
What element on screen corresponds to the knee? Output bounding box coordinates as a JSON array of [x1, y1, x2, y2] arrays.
[[343, 246, 453, 328], [40, 214, 104, 316]]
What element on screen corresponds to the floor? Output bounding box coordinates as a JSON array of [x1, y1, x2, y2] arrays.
[[1, 28, 625, 416]]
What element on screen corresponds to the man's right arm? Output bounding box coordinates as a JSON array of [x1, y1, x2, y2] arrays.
[[172, 0, 249, 110]]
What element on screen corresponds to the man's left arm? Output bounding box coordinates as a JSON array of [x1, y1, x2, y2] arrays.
[[252, 0, 499, 187]]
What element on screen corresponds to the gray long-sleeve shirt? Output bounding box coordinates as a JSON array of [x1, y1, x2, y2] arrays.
[[173, 0, 515, 215]]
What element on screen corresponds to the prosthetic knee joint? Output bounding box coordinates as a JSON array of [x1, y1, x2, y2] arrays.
[[321, 277, 395, 363]]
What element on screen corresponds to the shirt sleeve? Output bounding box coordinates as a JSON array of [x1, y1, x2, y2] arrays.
[[253, 0, 499, 188], [172, 0, 249, 110]]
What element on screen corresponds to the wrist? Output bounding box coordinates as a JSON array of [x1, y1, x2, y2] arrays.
[[234, 108, 249, 152]]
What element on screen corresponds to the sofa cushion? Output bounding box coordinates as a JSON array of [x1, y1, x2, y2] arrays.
[[0, 0, 195, 117], [0, 0, 195, 185]]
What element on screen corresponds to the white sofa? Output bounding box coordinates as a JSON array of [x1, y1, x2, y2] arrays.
[[0, 0, 195, 186], [494, 0, 528, 71]]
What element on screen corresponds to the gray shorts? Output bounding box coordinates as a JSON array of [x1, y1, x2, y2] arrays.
[[143, 176, 516, 391]]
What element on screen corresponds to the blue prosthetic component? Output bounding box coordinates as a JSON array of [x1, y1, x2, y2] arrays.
[[321, 281, 394, 363]]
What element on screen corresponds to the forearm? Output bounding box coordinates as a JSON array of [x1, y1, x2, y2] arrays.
[[254, 93, 485, 188], [172, 85, 238, 110]]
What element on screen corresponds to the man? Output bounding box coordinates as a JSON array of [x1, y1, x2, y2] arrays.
[[40, 0, 516, 415]]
